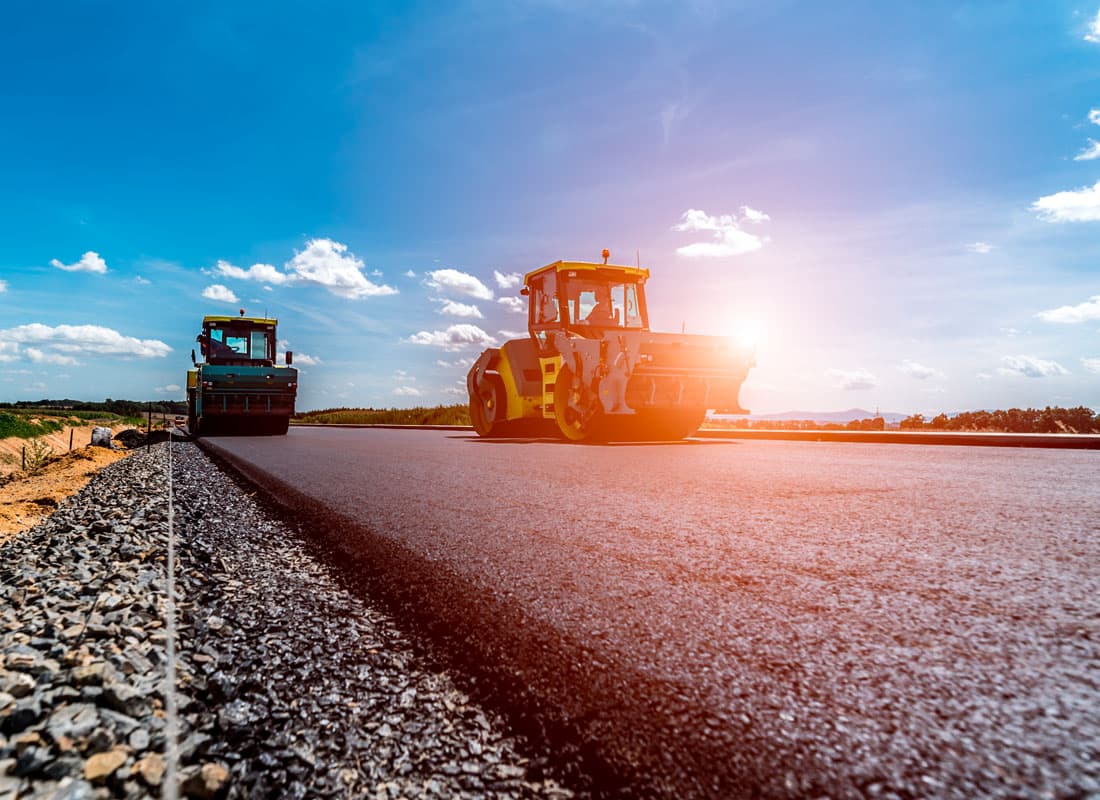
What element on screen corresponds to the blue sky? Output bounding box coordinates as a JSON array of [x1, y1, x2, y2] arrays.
[[1, 1, 1098, 414]]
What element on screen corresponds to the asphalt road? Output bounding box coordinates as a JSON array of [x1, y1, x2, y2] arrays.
[[200, 428, 1100, 799]]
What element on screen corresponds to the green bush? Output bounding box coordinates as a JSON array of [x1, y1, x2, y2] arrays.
[[24, 438, 54, 474]]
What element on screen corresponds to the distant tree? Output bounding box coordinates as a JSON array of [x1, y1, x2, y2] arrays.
[[900, 414, 924, 430], [1059, 406, 1099, 433], [1037, 407, 1059, 434]]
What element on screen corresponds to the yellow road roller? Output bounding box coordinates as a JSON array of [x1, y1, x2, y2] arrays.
[[467, 253, 754, 442]]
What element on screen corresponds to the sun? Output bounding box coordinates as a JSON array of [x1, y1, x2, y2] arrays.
[[729, 318, 764, 351]]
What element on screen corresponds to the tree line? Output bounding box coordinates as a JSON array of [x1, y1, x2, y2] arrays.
[[0, 398, 189, 416], [900, 406, 1099, 434]]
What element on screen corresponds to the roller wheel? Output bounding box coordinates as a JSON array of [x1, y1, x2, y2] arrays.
[[554, 367, 605, 442], [631, 408, 708, 441], [253, 417, 290, 436], [672, 407, 707, 439], [469, 375, 509, 437]]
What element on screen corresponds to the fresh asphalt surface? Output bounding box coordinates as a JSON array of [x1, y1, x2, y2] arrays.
[[200, 428, 1100, 798]]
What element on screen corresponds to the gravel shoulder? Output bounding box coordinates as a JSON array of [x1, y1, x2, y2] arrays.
[[1, 442, 575, 799]]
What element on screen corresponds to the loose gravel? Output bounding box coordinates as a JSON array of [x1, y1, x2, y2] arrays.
[[1, 443, 575, 799]]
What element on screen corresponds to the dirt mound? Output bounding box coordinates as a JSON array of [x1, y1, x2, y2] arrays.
[[114, 428, 189, 448], [0, 445, 132, 542], [0, 422, 129, 478]]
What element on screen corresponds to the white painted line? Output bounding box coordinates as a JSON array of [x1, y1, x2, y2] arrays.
[[164, 439, 180, 800]]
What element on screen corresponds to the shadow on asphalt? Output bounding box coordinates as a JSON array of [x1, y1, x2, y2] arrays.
[[453, 435, 736, 447]]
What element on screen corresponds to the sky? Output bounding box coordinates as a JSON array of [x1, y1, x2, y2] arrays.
[[1, 0, 1099, 415]]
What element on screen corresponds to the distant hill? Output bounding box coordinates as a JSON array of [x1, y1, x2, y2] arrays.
[[710, 408, 909, 424]]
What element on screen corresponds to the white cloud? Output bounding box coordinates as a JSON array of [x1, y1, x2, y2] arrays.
[[494, 270, 522, 289], [393, 369, 415, 381], [1081, 357, 1100, 374], [996, 355, 1069, 378], [0, 280, 7, 293], [1090, 108, 1100, 126], [1085, 8, 1100, 42], [286, 238, 397, 299], [425, 268, 493, 300], [154, 384, 182, 394], [966, 241, 994, 254], [1037, 295, 1100, 323], [497, 329, 525, 340], [405, 269, 417, 278], [393, 385, 422, 397], [1073, 139, 1100, 161], [134, 275, 151, 286], [900, 360, 942, 380], [436, 299, 484, 318], [827, 368, 878, 390], [50, 251, 107, 274], [673, 208, 769, 257], [215, 259, 290, 285], [1032, 180, 1100, 222], [291, 352, 322, 366], [497, 296, 526, 314], [25, 348, 78, 366], [435, 357, 474, 369], [442, 386, 466, 396], [203, 284, 239, 304], [0, 323, 171, 364], [407, 324, 496, 351], [740, 206, 770, 224]]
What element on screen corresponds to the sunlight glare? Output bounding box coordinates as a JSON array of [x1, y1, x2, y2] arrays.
[[730, 319, 764, 352]]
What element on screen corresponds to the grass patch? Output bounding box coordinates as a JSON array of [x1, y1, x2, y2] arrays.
[[0, 409, 130, 440], [0, 412, 67, 440], [295, 405, 471, 426]]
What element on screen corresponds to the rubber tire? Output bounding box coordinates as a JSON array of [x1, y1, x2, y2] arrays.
[[187, 391, 199, 436], [469, 375, 508, 438], [554, 367, 605, 442]]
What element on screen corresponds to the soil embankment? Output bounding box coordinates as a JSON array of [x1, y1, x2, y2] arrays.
[[0, 424, 134, 541]]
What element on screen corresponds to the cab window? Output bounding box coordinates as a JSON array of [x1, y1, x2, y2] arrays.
[[528, 272, 559, 352], [251, 331, 269, 360], [224, 333, 249, 355], [618, 284, 644, 328]]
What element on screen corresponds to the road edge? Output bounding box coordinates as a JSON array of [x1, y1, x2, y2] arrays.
[[288, 423, 1100, 449]]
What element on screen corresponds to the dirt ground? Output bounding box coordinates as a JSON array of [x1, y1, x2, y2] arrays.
[[0, 425, 135, 543]]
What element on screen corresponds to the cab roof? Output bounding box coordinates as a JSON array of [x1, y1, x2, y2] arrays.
[[203, 315, 278, 326], [523, 260, 650, 286]]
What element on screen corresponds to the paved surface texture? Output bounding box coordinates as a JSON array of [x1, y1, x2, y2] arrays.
[[200, 428, 1100, 799]]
